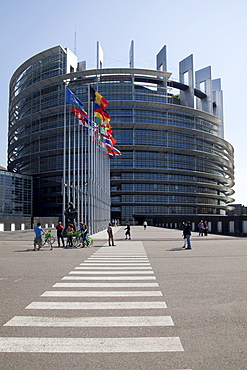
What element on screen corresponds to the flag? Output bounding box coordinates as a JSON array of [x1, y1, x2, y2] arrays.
[[107, 146, 121, 158], [90, 86, 109, 110], [66, 87, 88, 123]]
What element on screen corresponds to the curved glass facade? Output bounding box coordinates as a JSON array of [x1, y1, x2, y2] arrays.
[[8, 45, 234, 225]]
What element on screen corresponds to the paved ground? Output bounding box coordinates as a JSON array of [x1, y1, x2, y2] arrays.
[[0, 226, 246, 370]]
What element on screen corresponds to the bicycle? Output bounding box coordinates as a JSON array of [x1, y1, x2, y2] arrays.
[[82, 235, 93, 248], [41, 230, 55, 250], [65, 231, 93, 248], [87, 236, 93, 247], [72, 231, 83, 248], [73, 232, 93, 248]]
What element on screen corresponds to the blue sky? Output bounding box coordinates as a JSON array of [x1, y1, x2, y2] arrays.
[[0, 0, 246, 204]]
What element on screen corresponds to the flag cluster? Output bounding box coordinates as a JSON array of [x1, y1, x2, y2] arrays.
[[90, 87, 121, 158], [66, 86, 121, 158]]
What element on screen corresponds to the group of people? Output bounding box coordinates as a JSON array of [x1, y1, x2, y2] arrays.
[[198, 220, 209, 236], [181, 219, 210, 249], [111, 219, 120, 227], [34, 219, 132, 250], [58, 221, 89, 248], [107, 221, 131, 246], [33, 221, 89, 250]]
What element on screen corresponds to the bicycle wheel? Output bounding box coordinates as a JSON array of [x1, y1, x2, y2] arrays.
[[87, 237, 93, 248], [48, 239, 53, 250], [74, 237, 83, 248], [49, 236, 55, 245], [41, 237, 46, 247]]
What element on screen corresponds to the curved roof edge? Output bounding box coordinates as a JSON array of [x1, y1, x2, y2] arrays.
[[10, 45, 66, 85]]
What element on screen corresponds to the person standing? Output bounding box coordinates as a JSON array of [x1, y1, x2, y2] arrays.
[[66, 223, 74, 248], [184, 221, 192, 250], [107, 223, 116, 246], [182, 222, 187, 248], [198, 220, 204, 236], [203, 221, 208, 236], [33, 222, 44, 251], [143, 220, 147, 230], [80, 222, 88, 246], [124, 222, 131, 240], [56, 221, 65, 247]]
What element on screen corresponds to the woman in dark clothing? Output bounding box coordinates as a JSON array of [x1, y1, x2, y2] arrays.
[[124, 222, 131, 240], [183, 221, 192, 249]]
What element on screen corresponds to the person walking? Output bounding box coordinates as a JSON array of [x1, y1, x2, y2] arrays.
[[107, 223, 116, 246], [124, 222, 131, 240], [56, 221, 65, 247], [143, 220, 147, 230], [184, 221, 192, 249], [33, 222, 44, 251]]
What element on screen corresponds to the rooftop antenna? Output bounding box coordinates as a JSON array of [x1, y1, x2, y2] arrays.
[[74, 25, 77, 55]]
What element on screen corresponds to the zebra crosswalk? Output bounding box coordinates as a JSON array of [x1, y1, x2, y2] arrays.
[[0, 240, 185, 356]]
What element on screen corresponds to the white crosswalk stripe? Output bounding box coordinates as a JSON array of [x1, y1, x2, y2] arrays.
[[61, 275, 156, 280], [75, 266, 152, 269], [53, 282, 159, 287], [87, 256, 148, 262], [81, 261, 151, 266], [68, 270, 154, 274], [1, 240, 185, 358], [41, 290, 163, 297], [4, 315, 174, 327], [25, 301, 167, 310], [0, 337, 184, 353]]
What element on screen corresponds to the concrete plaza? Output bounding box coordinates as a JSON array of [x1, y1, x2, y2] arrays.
[[0, 226, 246, 369]]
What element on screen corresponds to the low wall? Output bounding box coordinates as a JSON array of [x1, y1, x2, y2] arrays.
[[0, 216, 32, 231], [153, 215, 247, 236], [0, 216, 60, 231]]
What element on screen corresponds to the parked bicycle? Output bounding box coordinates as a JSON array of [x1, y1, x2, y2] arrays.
[[41, 230, 55, 250]]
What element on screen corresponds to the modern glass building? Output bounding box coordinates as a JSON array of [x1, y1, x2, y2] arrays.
[[0, 168, 32, 217], [8, 43, 234, 226]]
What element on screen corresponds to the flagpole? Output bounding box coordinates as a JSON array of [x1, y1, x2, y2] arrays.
[[63, 82, 68, 227], [77, 121, 80, 225], [83, 118, 86, 226], [73, 116, 76, 212], [68, 110, 71, 206], [80, 122, 84, 225], [92, 99, 95, 234], [87, 84, 91, 233]]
